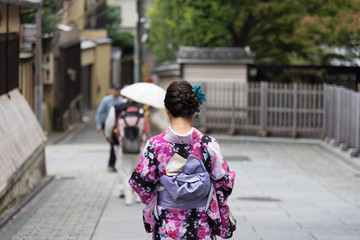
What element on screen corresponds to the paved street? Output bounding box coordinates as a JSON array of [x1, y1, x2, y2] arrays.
[[1, 120, 360, 240]]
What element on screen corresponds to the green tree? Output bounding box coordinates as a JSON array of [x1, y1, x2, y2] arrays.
[[111, 32, 134, 60], [148, 0, 360, 65], [20, 0, 62, 34]]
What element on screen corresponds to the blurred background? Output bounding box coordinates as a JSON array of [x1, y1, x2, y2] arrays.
[[1, 0, 360, 239]]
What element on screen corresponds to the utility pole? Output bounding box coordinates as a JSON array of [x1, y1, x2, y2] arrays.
[[135, 0, 146, 83], [134, 0, 141, 83], [134, 10, 139, 83], [35, 4, 42, 126]]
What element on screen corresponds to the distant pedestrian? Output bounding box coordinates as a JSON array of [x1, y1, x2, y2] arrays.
[[105, 99, 149, 205], [129, 80, 236, 239], [95, 83, 123, 172]]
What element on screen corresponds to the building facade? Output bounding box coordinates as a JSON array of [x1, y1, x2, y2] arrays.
[[107, 0, 136, 33], [42, 0, 112, 131]]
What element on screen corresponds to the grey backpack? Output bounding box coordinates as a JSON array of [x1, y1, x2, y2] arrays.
[[120, 106, 142, 154]]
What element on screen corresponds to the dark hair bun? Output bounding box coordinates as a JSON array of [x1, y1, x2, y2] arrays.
[[164, 80, 199, 118]]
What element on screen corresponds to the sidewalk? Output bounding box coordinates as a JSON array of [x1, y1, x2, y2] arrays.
[[1, 121, 360, 240]]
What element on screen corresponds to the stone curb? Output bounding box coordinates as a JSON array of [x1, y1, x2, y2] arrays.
[[46, 122, 87, 145], [0, 175, 54, 228]]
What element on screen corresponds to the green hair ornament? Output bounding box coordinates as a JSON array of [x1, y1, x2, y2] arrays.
[[193, 84, 206, 118]]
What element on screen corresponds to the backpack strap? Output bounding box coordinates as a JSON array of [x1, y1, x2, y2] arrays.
[[114, 103, 125, 127], [121, 106, 142, 127]]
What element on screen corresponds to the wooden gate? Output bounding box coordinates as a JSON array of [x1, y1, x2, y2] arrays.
[[55, 41, 82, 130]]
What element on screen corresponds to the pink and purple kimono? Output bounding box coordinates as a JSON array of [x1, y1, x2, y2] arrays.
[[129, 127, 235, 240]]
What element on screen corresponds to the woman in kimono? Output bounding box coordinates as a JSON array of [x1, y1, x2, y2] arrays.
[[129, 80, 235, 240]]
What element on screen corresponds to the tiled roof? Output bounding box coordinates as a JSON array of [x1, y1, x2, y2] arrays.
[[177, 46, 255, 64]]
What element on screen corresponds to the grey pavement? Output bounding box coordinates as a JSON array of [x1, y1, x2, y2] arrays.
[[1, 120, 360, 240]]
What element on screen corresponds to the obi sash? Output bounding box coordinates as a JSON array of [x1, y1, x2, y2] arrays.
[[156, 154, 212, 210]]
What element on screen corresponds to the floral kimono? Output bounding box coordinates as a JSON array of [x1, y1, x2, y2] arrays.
[[129, 128, 235, 240]]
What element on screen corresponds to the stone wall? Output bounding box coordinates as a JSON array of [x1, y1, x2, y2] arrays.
[[0, 89, 47, 215]]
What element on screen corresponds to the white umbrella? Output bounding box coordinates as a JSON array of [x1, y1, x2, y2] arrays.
[[120, 82, 166, 109]]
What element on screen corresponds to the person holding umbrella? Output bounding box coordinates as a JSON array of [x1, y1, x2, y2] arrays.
[[105, 100, 150, 204], [104, 83, 165, 203]]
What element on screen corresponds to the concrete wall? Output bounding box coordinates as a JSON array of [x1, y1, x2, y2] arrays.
[[151, 62, 181, 132], [151, 72, 180, 134], [107, 0, 136, 33], [158, 76, 181, 91], [0, 89, 47, 215], [80, 30, 112, 108], [92, 43, 111, 107], [62, 0, 85, 29], [81, 30, 108, 40], [183, 64, 247, 83], [81, 41, 112, 108], [81, 47, 95, 67]]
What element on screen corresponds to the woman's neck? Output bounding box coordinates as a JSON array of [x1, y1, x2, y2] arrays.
[[170, 117, 193, 135]]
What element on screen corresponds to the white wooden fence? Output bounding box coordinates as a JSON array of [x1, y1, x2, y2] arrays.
[[193, 81, 360, 155], [324, 84, 360, 154], [194, 82, 324, 137]]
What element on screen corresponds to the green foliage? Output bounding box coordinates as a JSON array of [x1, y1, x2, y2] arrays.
[[20, 8, 36, 24], [148, 0, 360, 65], [42, 9, 61, 34], [20, 0, 62, 34], [43, 0, 62, 12], [111, 32, 134, 59], [147, 0, 182, 61]]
